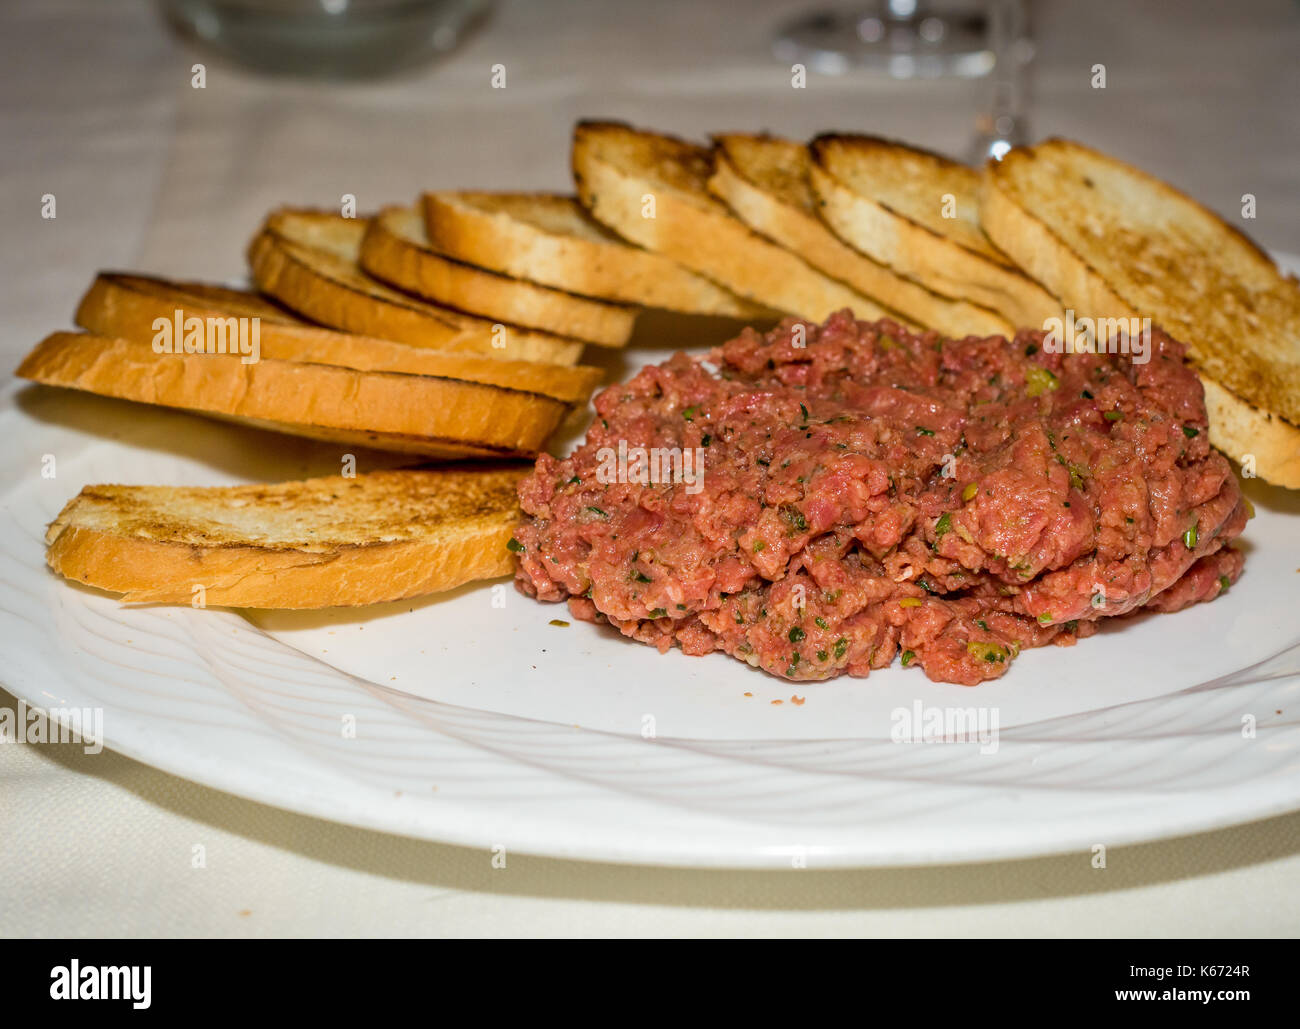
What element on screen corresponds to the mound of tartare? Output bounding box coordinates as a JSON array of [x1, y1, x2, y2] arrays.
[[513, 313, 1248, 685]]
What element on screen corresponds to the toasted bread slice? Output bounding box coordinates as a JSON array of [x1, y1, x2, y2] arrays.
[[809, 134, 1061, 328], [983, 138, 1300, 488], [360, 207, 635, 346], [249, 209, 583, 365], [421, 191, 766, 317], [74, 272, 603, 405], [708, 133, 1010, 338], [571, 121, 892, 323], [45, 466, 526, 608], [17, 331, 570, 458]]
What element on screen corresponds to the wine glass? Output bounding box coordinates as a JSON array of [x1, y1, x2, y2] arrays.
[[773, 0, 998, 79]]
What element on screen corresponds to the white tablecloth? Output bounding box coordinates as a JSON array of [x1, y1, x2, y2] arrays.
[[3, 0, 1299, 937]]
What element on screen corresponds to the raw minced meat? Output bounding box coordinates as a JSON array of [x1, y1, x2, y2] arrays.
[[513, 312, 1248, 685]]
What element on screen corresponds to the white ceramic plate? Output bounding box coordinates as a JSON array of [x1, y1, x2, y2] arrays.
[[4, 293, 1300, 869]]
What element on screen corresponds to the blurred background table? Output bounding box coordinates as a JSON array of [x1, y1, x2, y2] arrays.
[[2, 0, 1298, 936]]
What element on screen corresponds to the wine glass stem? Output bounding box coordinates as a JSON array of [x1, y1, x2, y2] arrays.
[[985, 0, 1029, 141]]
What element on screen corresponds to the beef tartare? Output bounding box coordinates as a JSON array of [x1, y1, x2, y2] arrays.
[[513, 313, 1248, 685]]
